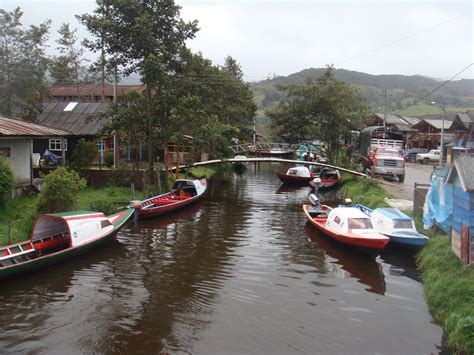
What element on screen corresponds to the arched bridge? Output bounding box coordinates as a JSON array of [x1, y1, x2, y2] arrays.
[[175, 157, 367, 178], [229, 143, 296, 155]]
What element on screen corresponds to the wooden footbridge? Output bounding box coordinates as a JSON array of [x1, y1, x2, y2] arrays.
[[229, 143, 296, 155], [173, 157, 368, 178]]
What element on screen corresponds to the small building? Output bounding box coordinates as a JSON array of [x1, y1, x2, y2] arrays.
[[0, 115, 70, 187], [48, 84, 146, 103], [410, 115, 455, 151], [446, 155, 474, 266]]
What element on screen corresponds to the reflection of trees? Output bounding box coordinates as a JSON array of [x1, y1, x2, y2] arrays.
[[303, 224, 386, 295], [100, 173, 254, 354], [0, 240, 128, 352]]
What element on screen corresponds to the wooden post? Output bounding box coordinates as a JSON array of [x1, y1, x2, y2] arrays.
[[8, 221, 11, 245]]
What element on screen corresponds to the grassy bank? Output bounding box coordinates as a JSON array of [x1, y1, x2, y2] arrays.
[[416, 225, 474, 354], [0, 186, 144, 247], [339, 174, 393, 209]]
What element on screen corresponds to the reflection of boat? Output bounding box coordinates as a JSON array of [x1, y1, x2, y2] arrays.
[[309, 168, 341, 190], [132, 178, 207, 219], [276, 166, 316, 185], [303, 204, 389, 253], [232, 155, 248, 174], [304, 224, 386, 295], [0, 209, 134, 280], [355, 204, 429, 248]]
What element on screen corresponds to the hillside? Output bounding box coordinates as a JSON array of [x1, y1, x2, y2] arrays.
[[251, 68, 474, 116]]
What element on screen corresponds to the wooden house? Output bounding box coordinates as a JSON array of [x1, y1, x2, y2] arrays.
[[0, 115, 70, 189], [446, 155, 474, 266]]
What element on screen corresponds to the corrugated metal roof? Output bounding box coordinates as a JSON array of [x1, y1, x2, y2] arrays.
[[423, 119, 453, 130], [452, 155, 474, 192], [36, 102, 112, 135], [0, 116, 70, 137], [457, 113, 473, 129], [400, 116, 421, 126]]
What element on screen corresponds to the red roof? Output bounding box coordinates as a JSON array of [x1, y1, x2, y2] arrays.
[[0, 116, 70, 137], [48, 84, 146, 97]]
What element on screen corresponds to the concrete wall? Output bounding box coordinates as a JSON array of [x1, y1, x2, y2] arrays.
[[0, 138, 32, 183]]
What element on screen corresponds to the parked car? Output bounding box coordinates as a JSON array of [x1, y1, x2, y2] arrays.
[[404, 148, 427, 162], [416, 149, 441, 164]]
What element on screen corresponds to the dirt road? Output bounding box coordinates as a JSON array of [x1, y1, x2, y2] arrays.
[[380, 162, 435, 201]]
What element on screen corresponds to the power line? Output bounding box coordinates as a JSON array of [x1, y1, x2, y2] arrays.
[[391, 62, 474, 116]]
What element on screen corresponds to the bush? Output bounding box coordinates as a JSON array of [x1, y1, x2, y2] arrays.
[[0, 157, 14, 206], [111, 161, 132, 187], [104, 152, 114, 167], [70, 139, 97, 171], [37, 168, 86, 213], [90, 198, 116, 215]]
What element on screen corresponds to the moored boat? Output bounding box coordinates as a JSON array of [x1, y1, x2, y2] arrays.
[[276, 166, 316, 185], [132, 178, 207, 219], [309, 167, 341, 190], [303, 202, 390, 253], [0, 209, 134, 280], [232, 155, 248, 174], [355, 204, 429, 248]]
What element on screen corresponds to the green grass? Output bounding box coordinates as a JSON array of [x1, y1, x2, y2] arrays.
[[0, 186, 144, 246], [397, 102, 474, 116], [339, 174, 392, 209], [415, 223, 474, 354]]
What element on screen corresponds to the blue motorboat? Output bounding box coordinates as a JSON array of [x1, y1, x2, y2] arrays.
[[355, 204, 429, 248]]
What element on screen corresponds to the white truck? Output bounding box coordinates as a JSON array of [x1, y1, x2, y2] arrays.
[[357, 127, 406, 182], [416, 149, 440, 164]]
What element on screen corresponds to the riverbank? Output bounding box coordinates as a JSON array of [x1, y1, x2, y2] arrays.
[[344, 173, 474, 354]]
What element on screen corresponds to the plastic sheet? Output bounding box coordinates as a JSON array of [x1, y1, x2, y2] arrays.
[[423, 167, 452, 233]]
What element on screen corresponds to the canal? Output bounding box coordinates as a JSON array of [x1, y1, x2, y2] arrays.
[[0, 163, 445, 354]]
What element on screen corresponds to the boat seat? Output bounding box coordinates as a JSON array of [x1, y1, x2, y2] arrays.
[[152, 199, 178, 205], [0, 244, 36, 261], [33, 234, 69, 251]]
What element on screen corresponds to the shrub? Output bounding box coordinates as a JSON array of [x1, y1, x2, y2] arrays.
[[90, 199, 116, 215], [70, 139, 97, 171], [37, 167, 86, 213], [0, 157, 14, 206], [104, 152, 114, 167], [111, 161, 132, 187]]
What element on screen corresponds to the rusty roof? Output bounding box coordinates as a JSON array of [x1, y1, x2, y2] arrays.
[[48, 84, 146, 98], [0, 116, 71, 137], [36, 102, 111, 135]]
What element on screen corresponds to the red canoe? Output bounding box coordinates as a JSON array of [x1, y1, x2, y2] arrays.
[[132, 178, 207, 219], [303, 204, 389, 253]]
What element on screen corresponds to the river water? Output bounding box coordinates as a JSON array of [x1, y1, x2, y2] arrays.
[[0, 162, 445, 354]]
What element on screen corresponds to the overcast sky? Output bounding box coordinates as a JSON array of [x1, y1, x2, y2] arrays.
[[4, 0, 473, 82]]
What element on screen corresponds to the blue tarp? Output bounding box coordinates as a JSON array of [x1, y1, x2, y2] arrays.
[[423, 167, 453, 233]]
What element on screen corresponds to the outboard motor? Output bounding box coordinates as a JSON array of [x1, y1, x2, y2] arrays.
[[310, 177, 322, 189], [308, 193, 320, 207]]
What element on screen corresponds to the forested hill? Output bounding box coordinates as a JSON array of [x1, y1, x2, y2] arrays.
[[251, 68, 474, 115]]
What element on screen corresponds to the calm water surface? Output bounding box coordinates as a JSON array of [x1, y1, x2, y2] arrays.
[[0, 163, 445, 354]]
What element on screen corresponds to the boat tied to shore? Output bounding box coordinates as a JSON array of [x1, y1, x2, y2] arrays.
[[0, 209, 134, 280], [131, 178, 207, 219], [303, 194, 390, 254]]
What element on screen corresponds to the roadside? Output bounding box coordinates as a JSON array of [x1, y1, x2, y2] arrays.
[[379, 162, 434, 201]]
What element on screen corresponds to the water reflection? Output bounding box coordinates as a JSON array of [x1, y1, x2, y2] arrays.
[[304, 224, 386, 295]]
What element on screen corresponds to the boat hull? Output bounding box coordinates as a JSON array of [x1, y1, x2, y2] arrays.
[[303, 205, 389, 253], [138, 194, 204, 219], [276, 172, 314, 185], [0, 209, 133, 280], [385, 232, 429, 248]]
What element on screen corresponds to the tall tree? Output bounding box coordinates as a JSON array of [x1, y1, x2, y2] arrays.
[[0, 7, 50, 120], [268, 66, 370, 162], [50, 23, 85, 90], [79, 0, 199, 175]]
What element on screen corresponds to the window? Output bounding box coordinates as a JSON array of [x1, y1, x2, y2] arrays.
[[49, 139, 67, 151], [107, 139, 114, 150], [394, 220, 414, 229], [0, 147, 11, 158], [97, 140, 105, 152], [333, 215, 341, 224], [348, 218, 373, 230]]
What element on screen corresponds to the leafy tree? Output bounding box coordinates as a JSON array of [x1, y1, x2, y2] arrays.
[[69, 138, 97, 171], [37, 167, 86, 213], [50, 23, 86, 87], [0, 157, 14, 206], [268, 66, 370, 162], [78, 0, 199, 175], [0, 7, 50, 120]]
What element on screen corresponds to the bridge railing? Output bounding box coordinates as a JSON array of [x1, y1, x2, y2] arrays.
[[229, 143, 297, 154]]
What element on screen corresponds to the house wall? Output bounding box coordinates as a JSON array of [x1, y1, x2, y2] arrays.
[[451, 183, 474, 265], [0, 138, 32, 183]]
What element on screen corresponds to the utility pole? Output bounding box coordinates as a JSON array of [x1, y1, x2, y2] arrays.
[[383, 89, 387, 129], [439, 103, 446, 167], [113, 65, 118, 104]]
